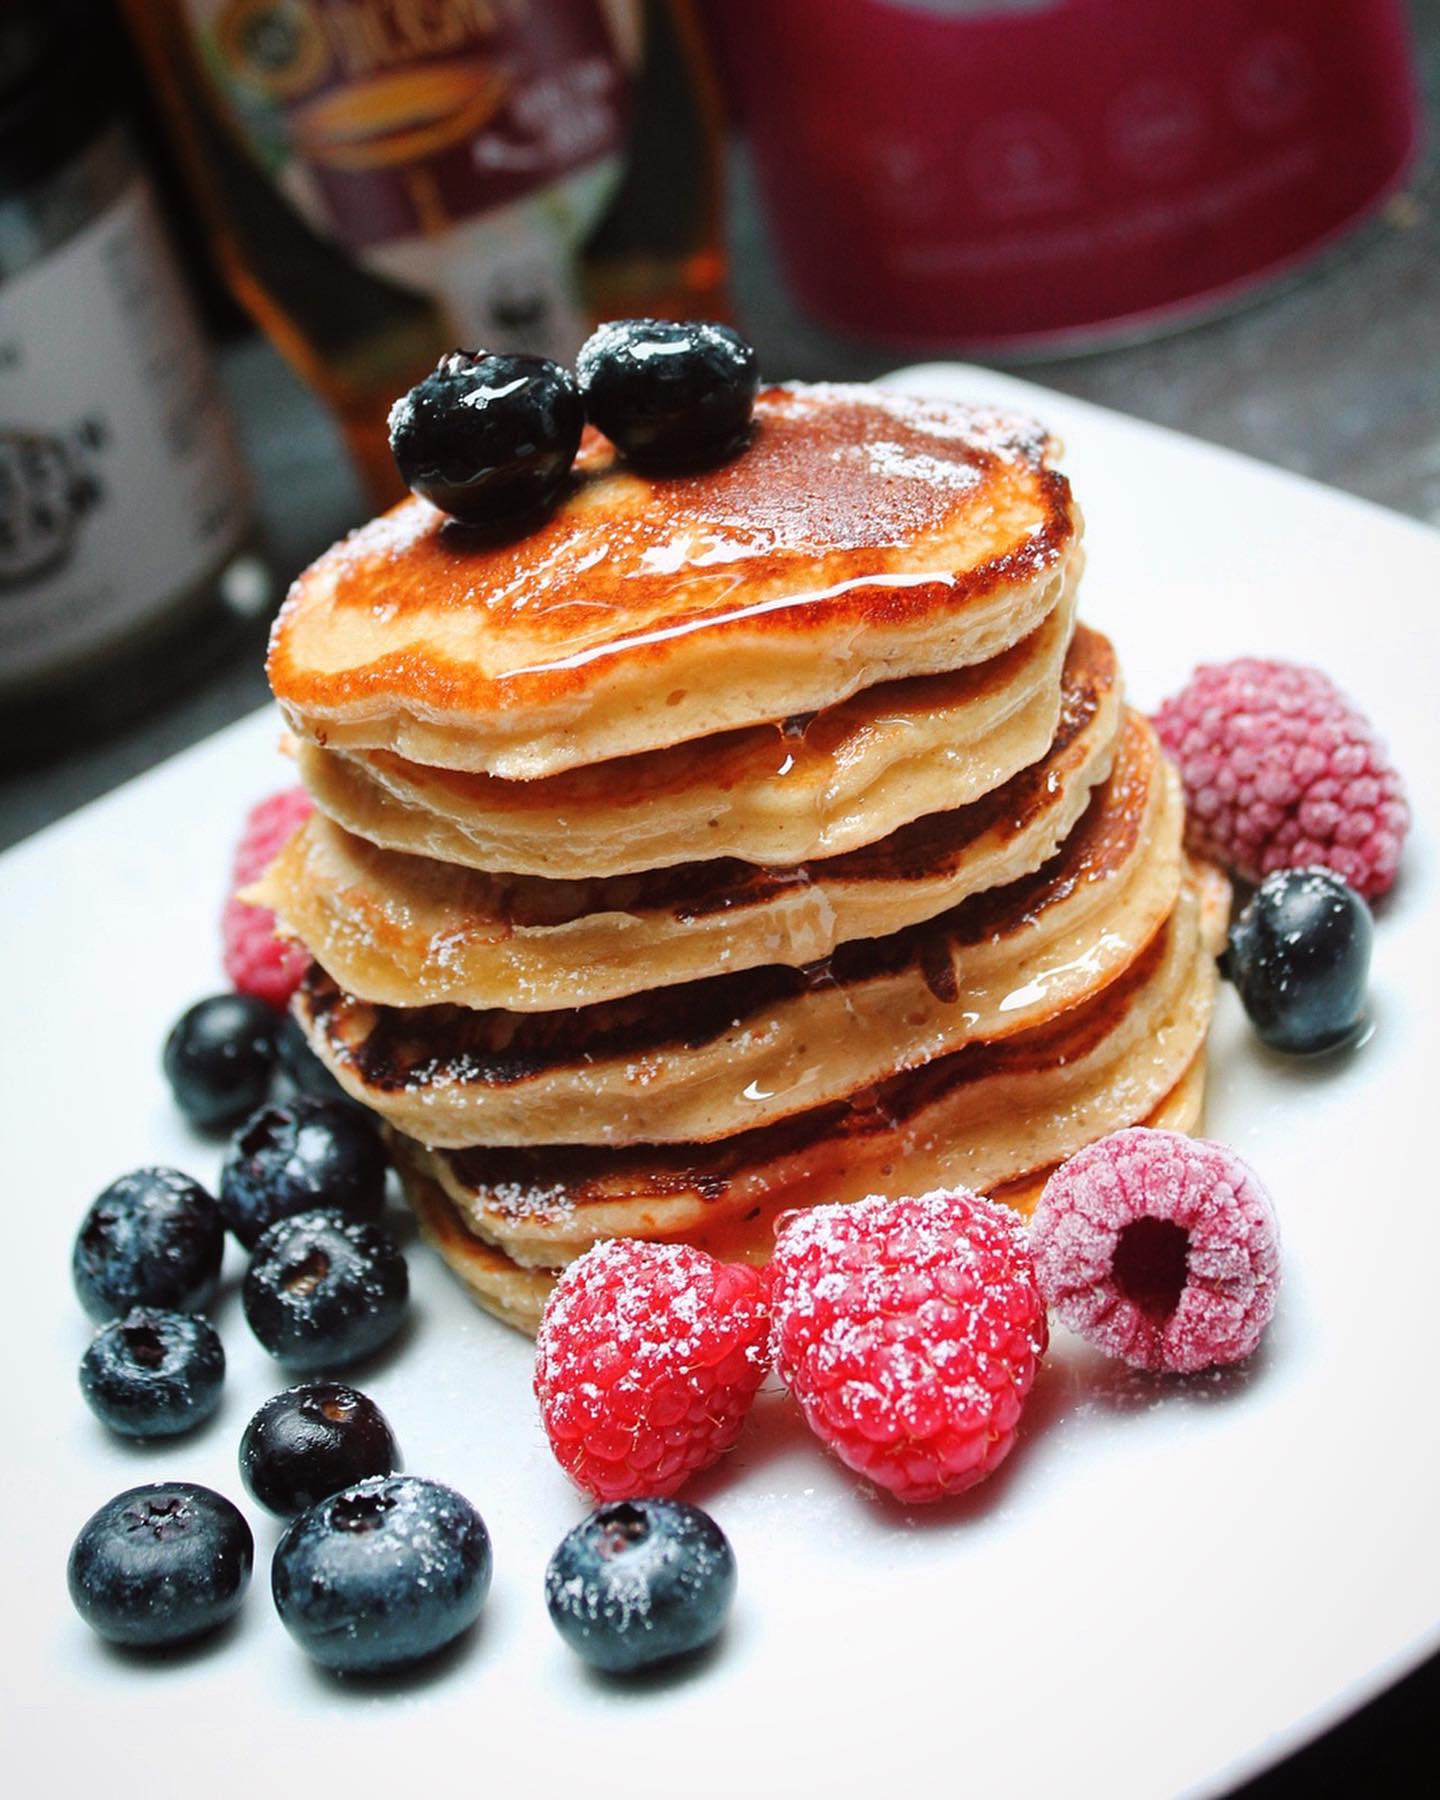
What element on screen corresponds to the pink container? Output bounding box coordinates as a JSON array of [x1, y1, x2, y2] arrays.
[[706, 0, 1421, 351]]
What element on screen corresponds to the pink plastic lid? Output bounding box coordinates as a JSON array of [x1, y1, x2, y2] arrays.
[[706, 0, 1420, 350]]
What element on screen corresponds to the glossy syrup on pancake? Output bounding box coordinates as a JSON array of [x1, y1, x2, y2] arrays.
[[295, 582, 1079, 879], [256, 629, 1125, 1015], [268, 384, 1079, 776], [430, 921, 1180, 1231], [443, 898, 1179, 1213], [292, 711, 1181, 1148], [402, 1054, 1211, 1335], [402, 864, 1227, 1270]]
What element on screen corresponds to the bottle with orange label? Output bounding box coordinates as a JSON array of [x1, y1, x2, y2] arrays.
[[123, 0, 728, 506]]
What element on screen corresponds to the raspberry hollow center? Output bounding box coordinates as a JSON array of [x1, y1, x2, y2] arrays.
[[1112, 1218, 1190, 1322]]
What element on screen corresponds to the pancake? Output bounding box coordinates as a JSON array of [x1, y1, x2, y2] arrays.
[[404, 1054, 1210, 1335], [292, 712, 1181, 1147], [268, 384, 1079, 778], [295, 582, 1078, 879], [394, 861, 1228, 1275], [257, 624, 1124, 1013]]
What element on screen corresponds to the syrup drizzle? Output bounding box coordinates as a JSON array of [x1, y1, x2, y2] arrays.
[[503, 568, 959, 680]]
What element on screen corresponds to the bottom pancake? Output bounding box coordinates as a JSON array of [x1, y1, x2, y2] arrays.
[[403, 1054, 1210, 1336]]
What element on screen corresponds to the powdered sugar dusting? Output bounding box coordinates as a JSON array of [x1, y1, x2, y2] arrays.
[[1029, 1127, 1281, 1373], [784, 382, 1053, 466], [769, 1188, 1047, 1504], [272, 1473, 490, 1669], [321, 498, 445, 582], [534, 1240, 770, 1501], [543, 1497, 735, 1664], [832, 438, 985, 493], [1153, 657, 1409, 898]]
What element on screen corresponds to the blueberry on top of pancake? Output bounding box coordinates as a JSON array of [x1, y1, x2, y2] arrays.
[[269, 384, 1078, 778]]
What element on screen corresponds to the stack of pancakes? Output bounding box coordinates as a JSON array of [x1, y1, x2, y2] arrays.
[[260, 383, 1228, 1332]]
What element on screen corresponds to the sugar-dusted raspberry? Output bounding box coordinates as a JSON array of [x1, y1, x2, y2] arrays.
[[222, 787, 312, 1009], [768, 1190, 1047, 1504], [534, 1240, 770, 1502], [1030, 1128, 1280, 1374], [1152, 658, 1408, 900]]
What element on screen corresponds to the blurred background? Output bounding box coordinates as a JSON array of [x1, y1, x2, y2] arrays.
[[2, 0, 1432, 825], [0, 2, 1434, 1783]]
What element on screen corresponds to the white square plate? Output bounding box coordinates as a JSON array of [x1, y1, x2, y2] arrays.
[[3, 365, 1437, 1799]]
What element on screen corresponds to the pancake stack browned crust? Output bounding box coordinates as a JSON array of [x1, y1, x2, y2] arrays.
[[260, 382, 1227, 1333]]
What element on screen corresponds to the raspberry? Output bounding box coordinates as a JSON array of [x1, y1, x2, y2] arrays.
[[534, 1240, 770, 1502], [222, 787, 313, 1009], [1152, 658, 1408, 900], [1029, 1128, 1280, 1374], [768, 1190, 1047, 1504]]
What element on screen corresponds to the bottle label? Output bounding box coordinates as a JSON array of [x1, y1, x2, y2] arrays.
[[0, 172, 252, 684], [184, 0, 635, 359]]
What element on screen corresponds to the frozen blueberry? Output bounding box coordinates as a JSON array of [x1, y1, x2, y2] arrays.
[[72, 1167, 224, 1323], [243, 1209, 408, 1372], [271, 1474, 490, 1671], [388, 350, 583, 527], [68, 1482, 253, 1648], [219, 1097, 387, 1250], [544, 1497, 736, 1673], [240, 1382, 400, 1516], [1222, 867, 1374, 1054], [79, 1308, 225, 1438], [576, 319, 758, 470], [163, 993, 278, 1132]]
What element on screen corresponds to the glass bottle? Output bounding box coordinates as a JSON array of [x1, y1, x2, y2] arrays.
[[0, 0, 271, 764], [124, 0, 728, 507]]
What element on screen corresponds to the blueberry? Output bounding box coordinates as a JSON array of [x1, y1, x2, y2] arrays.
[[388, 350, 583, 526], [72, 1167, 224, 1322], [79, 1308, 225, 1438], [219, 1097, 387, 1250], [576, 319, 759, 470], [68, 1482, 253, 1648], [274, 1012, 364, 1112], [544, 1497, 736, 1673], [240, 1382, 400, 1516], [271, 1474, 490, 1671], [163, 993, 278, 1132], [1222, 866, 1374, 1054], [243, 1208, 408, 1372]]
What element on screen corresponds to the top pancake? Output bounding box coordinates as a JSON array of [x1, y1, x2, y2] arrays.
[[268, 383, 1078, 778], [293, 584, 1076, 879]]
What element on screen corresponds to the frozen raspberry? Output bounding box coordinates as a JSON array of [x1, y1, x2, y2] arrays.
[[534, 1240, 770, 1502], [1030, 1128, 1280, 1374], [1152, 658, 1408, 900], [222, 787, 312, 1009], [768, 1190, 1047, 1505]]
